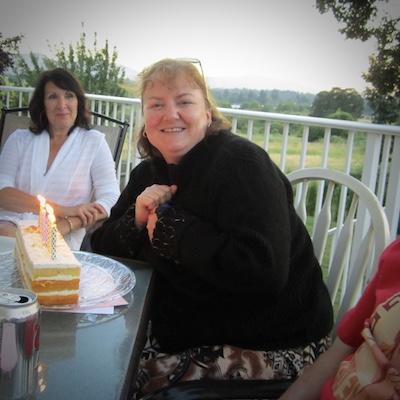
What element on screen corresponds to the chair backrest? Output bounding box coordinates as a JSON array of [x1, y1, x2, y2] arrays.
[[91, 111, 129, 165], [0, 107, 129, 165], [0, 107, 31, 151], [286, 167, 390, 334]]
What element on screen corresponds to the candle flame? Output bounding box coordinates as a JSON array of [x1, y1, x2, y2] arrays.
[[45, 204, 55, 219], [37, 194, 46, 206]]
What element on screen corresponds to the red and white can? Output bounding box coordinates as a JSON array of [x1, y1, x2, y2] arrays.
[[0, 288, 41, 400]]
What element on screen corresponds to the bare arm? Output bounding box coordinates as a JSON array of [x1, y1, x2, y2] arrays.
[[0, 187, 106, 232], [0, 187, 40, 214], [278, 338, 355, 400]]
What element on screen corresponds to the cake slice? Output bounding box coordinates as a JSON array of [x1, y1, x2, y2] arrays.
[[14, 220, 81, 306]]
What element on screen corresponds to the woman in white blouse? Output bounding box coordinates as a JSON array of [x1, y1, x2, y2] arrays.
[[0, 68, 120, 249]]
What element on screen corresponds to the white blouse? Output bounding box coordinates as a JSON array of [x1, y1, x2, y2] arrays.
[[0, 127, 120, 249]]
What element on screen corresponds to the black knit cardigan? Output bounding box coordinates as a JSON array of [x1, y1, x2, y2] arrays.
[[91, 131, 333, 353]]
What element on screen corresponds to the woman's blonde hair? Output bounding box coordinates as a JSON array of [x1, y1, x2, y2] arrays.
[[135, 58, 231, 160]]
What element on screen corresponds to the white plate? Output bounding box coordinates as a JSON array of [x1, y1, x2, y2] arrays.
[[0, 250, 136, 310]]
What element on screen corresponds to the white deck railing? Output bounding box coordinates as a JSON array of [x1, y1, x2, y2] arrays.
[[2, 85, 400, 241]]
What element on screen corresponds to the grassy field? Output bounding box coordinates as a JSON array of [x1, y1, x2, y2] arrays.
[[236, 132, 366, 175]]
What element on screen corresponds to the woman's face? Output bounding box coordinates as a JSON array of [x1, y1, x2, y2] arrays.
[[142, 70, 212, 164], [44, 81, 78, 134]]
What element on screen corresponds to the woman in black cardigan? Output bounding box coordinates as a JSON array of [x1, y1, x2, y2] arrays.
[[91, 58, 333, 398]]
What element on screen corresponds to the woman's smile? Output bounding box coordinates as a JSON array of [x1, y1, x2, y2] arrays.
[[143, 70, 211, 164]]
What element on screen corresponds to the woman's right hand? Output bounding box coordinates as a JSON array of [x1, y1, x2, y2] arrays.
[[135, 184, 177, 230], [54, 203, 106, 227]]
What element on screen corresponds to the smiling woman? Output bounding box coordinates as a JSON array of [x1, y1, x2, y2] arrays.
[[90, 58, 334, 399], [0, 68, 120, 249], [135, 58, 231, 161], [141, 70, 212, 164]]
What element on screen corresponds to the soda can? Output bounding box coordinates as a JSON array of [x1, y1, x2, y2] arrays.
[[0, 288, 41, 400]]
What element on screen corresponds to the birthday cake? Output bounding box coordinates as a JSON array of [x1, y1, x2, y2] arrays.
[[14, 220, 82, 306]]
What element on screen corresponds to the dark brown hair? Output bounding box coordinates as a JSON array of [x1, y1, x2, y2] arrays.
[[28, 68, 91, 134]]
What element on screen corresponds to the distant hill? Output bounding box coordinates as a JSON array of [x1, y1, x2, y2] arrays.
[[123, 69, 316, 94], [207, 75, 317, 94]]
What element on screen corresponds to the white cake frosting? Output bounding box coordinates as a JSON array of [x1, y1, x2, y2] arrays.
[[14, 220, 81, 305]]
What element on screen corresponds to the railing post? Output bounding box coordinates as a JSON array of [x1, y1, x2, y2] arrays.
[[351, 133, 382, 271], [384, 136, 400, 239]]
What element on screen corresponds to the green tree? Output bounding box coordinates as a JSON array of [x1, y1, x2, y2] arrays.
[[0, 32, 24, 84], [311, 87, 364, 119], [327, 109, 356, 139], [316, 0, 400, 124], [258, 89, 267, 104], [13, 32, 126, 97], [240, 100, 262, 111], [13, 52, 45, 87]]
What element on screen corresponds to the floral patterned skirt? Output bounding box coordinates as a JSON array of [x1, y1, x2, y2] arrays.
[[132, 322, 331, 399]]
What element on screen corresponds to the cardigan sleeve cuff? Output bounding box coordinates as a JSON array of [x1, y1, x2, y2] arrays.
[[116, 204, 143, 245], [151, 205, 193, 264]]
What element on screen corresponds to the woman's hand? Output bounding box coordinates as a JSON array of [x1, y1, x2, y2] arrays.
[[54, 203, 107, 228], [146, 209, 158, 242], [135, 184, 177, 230]]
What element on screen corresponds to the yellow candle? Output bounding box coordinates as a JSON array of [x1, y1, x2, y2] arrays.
[[49, 213, 57, 260], [45, 204, 56, 257]]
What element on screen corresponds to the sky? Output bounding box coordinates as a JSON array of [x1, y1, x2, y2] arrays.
[[1, 0, 398, 94]]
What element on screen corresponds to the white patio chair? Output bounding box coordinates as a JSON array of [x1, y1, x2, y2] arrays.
[[287, 167, 391, 332]]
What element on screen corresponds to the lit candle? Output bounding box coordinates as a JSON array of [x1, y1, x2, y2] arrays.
[[37, 195, 46, 240], [46, 204, 57, 259]]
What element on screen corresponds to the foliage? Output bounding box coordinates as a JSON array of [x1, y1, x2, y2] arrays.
[[308, 126, 324, 142], [316, 0, 400, 124], [311, 87, 364, 119], [327, 109, 356, 138], [240, 100, 263, 111], [301, 181, 356, 227], [212, 88, 314, 138], [211, 88, 315, 111], [12, 32, 127, 97], [309, 107, 357, 142], [275, 102, 311, 115], [0, 33, 23, 84], [309, 87, 366, 141], [12, 52, 45, 88], [326, 109, 355, 121]]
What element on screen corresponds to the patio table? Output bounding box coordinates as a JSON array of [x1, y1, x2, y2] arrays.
[[0, 236, 154, 400]]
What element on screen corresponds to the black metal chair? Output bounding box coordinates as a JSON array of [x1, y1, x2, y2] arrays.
[[0, 106, 31, 151], [90, 110, 129, 165], [0, 106, 129, 165]]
